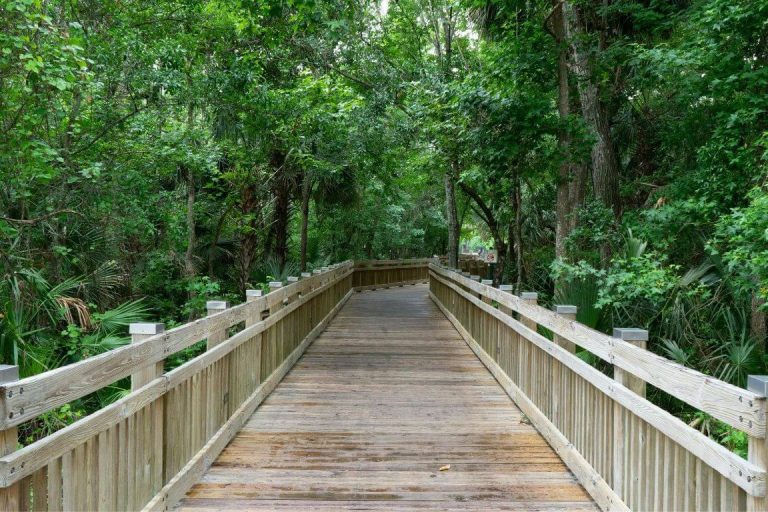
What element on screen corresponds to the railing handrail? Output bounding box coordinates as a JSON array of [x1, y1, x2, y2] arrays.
[[430, 264, 766, 437], [0, 262, 354, 431], [429, 264, 764, 498]]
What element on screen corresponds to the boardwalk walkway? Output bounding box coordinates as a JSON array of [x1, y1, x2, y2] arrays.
[[178, 285, 596, 511]]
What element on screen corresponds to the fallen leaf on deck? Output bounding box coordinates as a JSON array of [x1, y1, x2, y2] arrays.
[[439, 464, 451, 471]]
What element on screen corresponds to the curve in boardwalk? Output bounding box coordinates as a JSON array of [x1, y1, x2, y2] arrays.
[[178, 285, 597, 511]]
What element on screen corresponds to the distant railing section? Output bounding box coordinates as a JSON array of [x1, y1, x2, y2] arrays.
[[429, 263, 765, 512], [437, 254, 489, 277], [0, 262, 354, 511], [352, 258, 434, 290]]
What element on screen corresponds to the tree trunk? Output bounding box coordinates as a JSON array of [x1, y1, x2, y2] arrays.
[[511, 173, 524, 292], [183, 167, 196, 279], [751, 279, 767, 347], [300, 174, 312, 272], [553, 1, 574, 261], [563, 0, 621, 262], [236, 184, 261, 293], [270, 150, 290, 273], [444, 162, 460, 268], [273, 186, 289, 273]]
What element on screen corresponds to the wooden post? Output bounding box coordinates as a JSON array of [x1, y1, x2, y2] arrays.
[[129, 323, 165, 497], [613, 328, 648, 397], [552, 306, 577, 353], [130, 323, 166, 390], [268, 282, 284, 313], [519, 292, 538, 331], [612, 327, 648, 501], [245, 289, 263, 389], [245, 290, 262, 327], [206, 301, 230, 350], [498, 285, 514, 315], [480, 279, 493, 304], [0, 365, 20, 510], [748, 376, 768, 512]]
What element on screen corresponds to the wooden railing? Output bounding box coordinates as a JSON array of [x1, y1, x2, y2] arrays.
[[352, 258, 433, 290], [0, 262, 354, 511], [437, 254, 489, 277], [429, 263, 766, 511]]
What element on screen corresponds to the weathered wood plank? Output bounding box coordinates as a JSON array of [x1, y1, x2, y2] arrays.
[[177, 286, 596, 512]]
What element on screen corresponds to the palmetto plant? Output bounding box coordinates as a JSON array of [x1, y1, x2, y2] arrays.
[[0, 265, 147, 377]]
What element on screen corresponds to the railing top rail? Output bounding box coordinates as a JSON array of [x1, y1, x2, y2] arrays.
[[429, 263, 767, 438], [0, 261, 354, 430], [354, 258, 435, 267]]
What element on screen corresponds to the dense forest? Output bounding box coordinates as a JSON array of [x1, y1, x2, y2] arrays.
[[1, 0, 767, 449]]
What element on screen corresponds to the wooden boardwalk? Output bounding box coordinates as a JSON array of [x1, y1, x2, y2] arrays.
[[178, 285, 596, 511]]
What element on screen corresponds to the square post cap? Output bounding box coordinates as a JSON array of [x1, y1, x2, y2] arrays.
[[481, 279, 493, 285], [312, 269, 322, 275], [499, 284, 514, 292], [268, 281, 283, 289], [470, 275, 481, 281], [553, 305, 578, 315], [206, 301, 229, 311], [301, 272, 312, 278], [613, 328, 649, 341], [129, 323, 166, 335], [520, 292, 538, 301], [0, 365, 19, 383], [287, 276, 299, 283], [246, 289, 263, 298], [748, 375, 768, 397]]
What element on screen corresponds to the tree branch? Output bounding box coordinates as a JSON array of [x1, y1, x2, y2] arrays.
[[1, 209, 83, 226]]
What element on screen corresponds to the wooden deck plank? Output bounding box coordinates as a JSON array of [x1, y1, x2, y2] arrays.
[[178, 285, 596, 511]]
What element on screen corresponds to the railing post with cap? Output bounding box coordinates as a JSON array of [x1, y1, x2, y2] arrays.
[[129, 322, 165, 495], [245, 289, 263, 387], [552, 306, 577, 353], [498, 284, 514, 315], [612, 327, 648, 501], [206, 301, 230, 350], [245, 289, 262, 326], [0, 365, 20, 510], [519, 292, 538, 331], [130, 323, 166, 390], [480, 279, 493, 304], [747, 375, 768, 512], [497, 285, 515, 368], [613, 328, 648, 397]]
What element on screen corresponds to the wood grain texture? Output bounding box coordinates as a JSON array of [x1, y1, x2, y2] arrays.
[[177, 286, 596, 511]]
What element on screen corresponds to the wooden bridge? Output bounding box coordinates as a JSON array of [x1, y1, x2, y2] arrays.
[[0, 260, 765, 511]]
